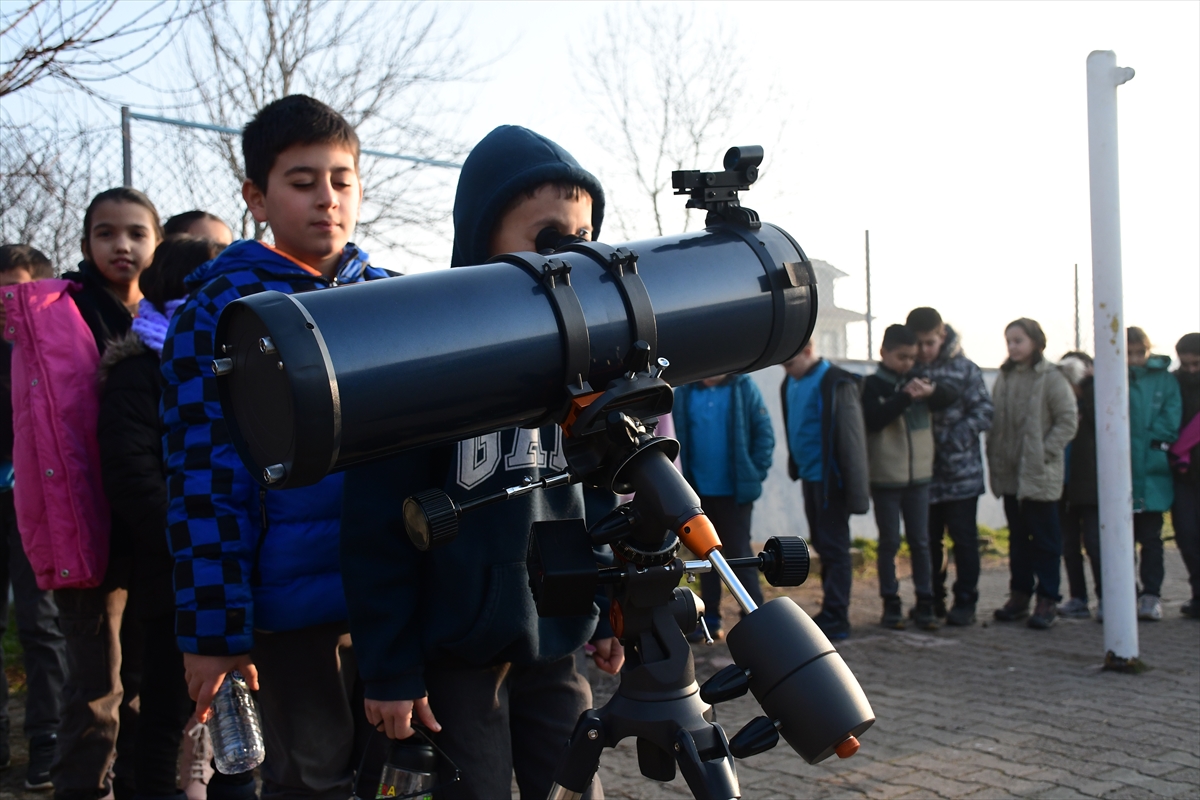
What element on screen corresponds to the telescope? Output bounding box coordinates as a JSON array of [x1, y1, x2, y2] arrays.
[[213, 147, 874, 799]]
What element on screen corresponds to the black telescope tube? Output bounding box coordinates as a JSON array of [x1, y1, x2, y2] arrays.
[[214, 222, 816, 488]]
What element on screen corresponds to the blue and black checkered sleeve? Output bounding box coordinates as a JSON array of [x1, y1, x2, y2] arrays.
[[161, 292, 259, 655]]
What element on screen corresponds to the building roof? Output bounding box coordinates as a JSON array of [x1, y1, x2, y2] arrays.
[[810, 258, 849, 282], [816, 305, 868, 323]]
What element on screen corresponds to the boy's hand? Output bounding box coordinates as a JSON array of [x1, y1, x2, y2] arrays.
[[365, 697, 442, 740], [592, 636, 625, 675], [903, 378, 935, 400], [183, 652, 259, 723]]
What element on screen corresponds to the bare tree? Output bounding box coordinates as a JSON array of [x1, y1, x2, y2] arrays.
[[0, 0, 193, 97], [582, 5, 768, 238], [0, 111, 119, 270], [171, 0, 471, 254]]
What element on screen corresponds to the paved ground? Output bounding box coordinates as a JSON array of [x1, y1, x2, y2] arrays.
[[586, 546, 1200, 799], [2, 550, 1195, 800]]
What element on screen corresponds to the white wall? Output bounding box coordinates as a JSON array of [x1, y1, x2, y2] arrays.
[[745, 363, 1006, 544]]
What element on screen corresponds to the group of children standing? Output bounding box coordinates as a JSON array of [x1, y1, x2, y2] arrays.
[[773, 306, 1200, 641], [777, 307, 996, 639], [1, 87, 1197, 800], [2, 96, 633, 799]]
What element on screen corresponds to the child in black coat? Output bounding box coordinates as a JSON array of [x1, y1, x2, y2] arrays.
[[97, 234, 251, 800]]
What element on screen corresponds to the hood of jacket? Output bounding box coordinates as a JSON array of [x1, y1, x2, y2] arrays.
[[934, 324, 965, 366], [97, 329, 149, 388], [1132, 353, 1173, 376], [451, 125, 605, 267], [184, 239, 375, 289], [62, 259, 134, 355]]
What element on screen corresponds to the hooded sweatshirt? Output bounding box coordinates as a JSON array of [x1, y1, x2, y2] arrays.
[[342, 127, 611, 701], [449, 125, 605, 268]]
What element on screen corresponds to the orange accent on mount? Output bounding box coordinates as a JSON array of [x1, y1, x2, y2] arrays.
[[678, 514, 722, 558], [561, 391, 603, 437], [835, 736, 860, 759], [610, 599, 624, 639]]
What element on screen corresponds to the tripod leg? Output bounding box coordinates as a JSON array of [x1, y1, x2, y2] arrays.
[[674, 725, 740, 800], [548, 710, 605, 800]]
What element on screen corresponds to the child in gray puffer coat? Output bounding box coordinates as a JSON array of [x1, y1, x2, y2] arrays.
[[907, 308, 994, 626]]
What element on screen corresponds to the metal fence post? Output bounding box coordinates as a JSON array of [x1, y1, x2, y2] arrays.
[[1086, 49, 1140, 670], [121, 106, 133, 188]]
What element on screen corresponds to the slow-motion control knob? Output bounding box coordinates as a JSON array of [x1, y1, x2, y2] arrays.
[[761, 536, 810, 587], [403, 490, 460, 551]]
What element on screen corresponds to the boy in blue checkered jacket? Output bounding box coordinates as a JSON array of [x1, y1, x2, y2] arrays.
[[161, 95, 390, 796]]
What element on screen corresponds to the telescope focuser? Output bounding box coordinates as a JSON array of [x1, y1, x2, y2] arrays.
[[403, 471, 576, 552], [672, 145, 764, 229]]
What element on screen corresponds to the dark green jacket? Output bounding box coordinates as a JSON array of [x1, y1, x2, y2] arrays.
[[1130, 355, 1181, 512]]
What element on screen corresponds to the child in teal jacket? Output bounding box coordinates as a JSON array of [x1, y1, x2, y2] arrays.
[[1127, 327, 1182, 621]]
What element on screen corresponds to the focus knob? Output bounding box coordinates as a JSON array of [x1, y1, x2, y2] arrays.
[[403, 490, 460, 551], [761, 536, 809, 587]]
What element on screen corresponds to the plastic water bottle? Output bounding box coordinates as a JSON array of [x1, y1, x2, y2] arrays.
[[208, 670, 266, 773]]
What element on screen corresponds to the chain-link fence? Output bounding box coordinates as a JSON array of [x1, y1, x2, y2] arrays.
[[2, 106, 461, 274], [121, 107, 462, 252]]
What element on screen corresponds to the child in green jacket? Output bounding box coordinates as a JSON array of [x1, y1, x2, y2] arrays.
[[1126, 327, 1182, 621]]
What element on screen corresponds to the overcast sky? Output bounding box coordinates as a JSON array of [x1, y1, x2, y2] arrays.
[[436, 0, 1199, 368]]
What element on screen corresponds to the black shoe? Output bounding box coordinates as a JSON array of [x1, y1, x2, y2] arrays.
[[1182, 598, 1200, 619], [994, 591, 1032, 621], [1028, 596, 1058, 630], [815, 610, 851, 640], [880, 595, 905, 629], [946, 603, 977, 626], [25, 733, 56, 790], [912, 597, 941, 630]]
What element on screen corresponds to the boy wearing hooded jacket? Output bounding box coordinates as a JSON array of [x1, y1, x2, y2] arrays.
[[341, 126, 620, 799], [161, 95, 391, 797]]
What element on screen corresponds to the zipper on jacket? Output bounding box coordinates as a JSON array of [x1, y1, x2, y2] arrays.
[[251, 486, 269, 586]]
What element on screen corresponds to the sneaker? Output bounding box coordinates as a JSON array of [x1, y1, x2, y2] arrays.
[[1028, 596, 1058, 629], [880, 595, 905, 629], [814, 610, 851, 640], [1058, 597, 1092, 619], [1182, 598, 1200, 619], [182, 721, 215, 800], [912, 597, 941, 631], [946, 602, 977, 626], [1137, 594, 1162, 621], [25, 733, 56, 790], [993, 591, 1032, 622]]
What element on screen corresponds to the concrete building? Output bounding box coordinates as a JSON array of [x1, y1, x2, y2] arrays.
[[810, 259, 867, 360]]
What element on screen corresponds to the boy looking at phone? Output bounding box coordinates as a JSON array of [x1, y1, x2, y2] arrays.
[[862, 324, 957, 630]]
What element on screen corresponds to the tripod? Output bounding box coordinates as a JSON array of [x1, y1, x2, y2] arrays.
[[404, 352, 873, 800]]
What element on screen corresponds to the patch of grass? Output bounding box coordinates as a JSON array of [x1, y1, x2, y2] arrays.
[[978, 525, 1009, 556]]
